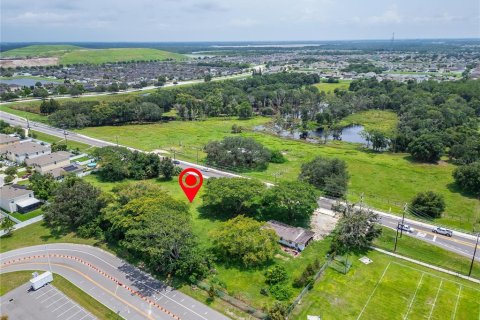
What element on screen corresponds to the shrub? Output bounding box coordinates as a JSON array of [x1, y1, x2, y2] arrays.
[[269, 150, 286, 163], [411, 191, 445, 218], [453, 162, 480, 195], [269, 284, 292, 301], [265, 265, 288, 285], [4, 166, 17, 176], [3, 175, 14, 184]]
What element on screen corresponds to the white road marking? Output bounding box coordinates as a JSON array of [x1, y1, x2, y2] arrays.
[[356, 263, 391, 320], [404, 273, 424, 320], [41, 291, 61, 303], [63, 308, 82, 320], [51, 300, 70, 312], [428, 280, 443, 320], [452, 285, 462, 320], [417, 232, 427, 238], [35, 287, 54, 299], [433, 236, 437, 242]]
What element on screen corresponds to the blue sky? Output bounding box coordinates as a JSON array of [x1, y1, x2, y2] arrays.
[[1, 0, 479, 42]]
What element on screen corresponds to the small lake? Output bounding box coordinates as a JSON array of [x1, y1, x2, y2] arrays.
[[254, 124, 368, 144], [0, 78, 60, 86]]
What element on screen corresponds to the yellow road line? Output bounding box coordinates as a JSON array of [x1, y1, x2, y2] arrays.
[[3, 262, 155, 320]]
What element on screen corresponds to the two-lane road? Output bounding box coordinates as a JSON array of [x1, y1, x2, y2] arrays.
[[0, 244, 229, 320]]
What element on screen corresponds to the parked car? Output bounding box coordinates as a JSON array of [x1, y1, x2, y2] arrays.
[[397, 224, 414, 233], [432, 227, 453, 237]]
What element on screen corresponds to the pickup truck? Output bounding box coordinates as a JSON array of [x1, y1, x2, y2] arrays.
[[432, 227, 453, 237]]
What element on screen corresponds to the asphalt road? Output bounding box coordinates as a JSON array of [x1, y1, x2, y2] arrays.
[[0, 244, 229, 320], [1, 111, 479, 262]]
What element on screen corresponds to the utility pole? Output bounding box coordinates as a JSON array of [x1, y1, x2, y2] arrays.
[[469, 233, 479, 277], [63, 129, 68, 147], [394, 222, 400, 252], [115, 135, 119, 147], [400, 203, 407, 238]]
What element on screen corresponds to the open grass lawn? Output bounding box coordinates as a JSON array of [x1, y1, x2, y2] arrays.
[[10, 208, 43, 222], [292, 250, 480, 320], [0, 75, 64, 83], [313, 80, 351, 94], [0, 221, 101, 253], [0, 271, 121, 319], [374, 227, 480, 279], [337, 110, 399, 136], [60, 48, 186, 65], [2, 45, 82, 58], [76, 118, 480, 231]]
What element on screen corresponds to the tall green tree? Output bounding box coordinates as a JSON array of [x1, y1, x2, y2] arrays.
[[299, 156, 349, 198], [411, 191, 446, 218]]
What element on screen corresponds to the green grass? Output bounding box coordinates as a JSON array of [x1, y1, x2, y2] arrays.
[[2, 45, 82, 58], [374, 227, 480, 279], [60, 48, 186, 65], [292, 250, 480, 320], [0, 271, 121, 319], [31, 130, 92, 152], [10, 208, 43, 222], [313, 80, 351, 94], [76, 118, 480, 231], [0, 221, 101, 253], [337, 110, 399, 136]]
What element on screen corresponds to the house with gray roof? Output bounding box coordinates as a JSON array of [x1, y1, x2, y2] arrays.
[[0, 133, 20, 147], [0, 185, 41, 213], [25, 151, 71, 174], [0, 141, 51, 164], [265, 220, 315, 251]]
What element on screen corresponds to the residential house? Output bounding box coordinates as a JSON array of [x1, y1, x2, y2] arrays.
[[44, 163, 84, 180], [0, 133, 20, 147], [25, 151, 71, 174], [0, 185, 41, 213], [265, 220, 315, 251], [0, 141, 51, 164]]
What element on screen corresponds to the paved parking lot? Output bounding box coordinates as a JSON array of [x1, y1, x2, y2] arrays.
[[0, 282, 96, 320]]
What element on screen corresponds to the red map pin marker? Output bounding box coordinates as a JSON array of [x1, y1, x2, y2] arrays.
[[179, 168, 203, 203]]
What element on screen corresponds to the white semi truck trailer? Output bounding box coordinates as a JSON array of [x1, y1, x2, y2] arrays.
[[30, 271, 53, 290]]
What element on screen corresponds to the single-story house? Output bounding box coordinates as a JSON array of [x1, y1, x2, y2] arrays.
[[0, 133, 20, 147], [265, 220, 315, 251], [0, 185, 41, 213], [1, 141, 51, 164], [25, 151, 71, 174]]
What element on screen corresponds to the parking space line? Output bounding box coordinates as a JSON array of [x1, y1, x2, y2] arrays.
[[51, 299, 71, 312], [35, 287, 54, 299], [62, 307, 81, 319], [41, 291, 61, 303], [45, 296, 65, 308]]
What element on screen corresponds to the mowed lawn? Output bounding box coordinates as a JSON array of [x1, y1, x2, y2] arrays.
[[313, 80, 351, 94], [2, 45, 82, 58], [292, 250, 480, 320], [76, 118, 480, 231], [60, 48, 186, 64]]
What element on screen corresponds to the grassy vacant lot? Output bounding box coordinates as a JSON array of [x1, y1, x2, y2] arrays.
[[337, 110, 398, 136], [2, 45, 82, 58], [77, 118, 480, 231], [292, 250, 480, 320], [60, 48, 186, 65], [375, 227, 480, 279], [0, 75, 64, 83], [313, 80, 351, 94], [0, 271, 121, 319]]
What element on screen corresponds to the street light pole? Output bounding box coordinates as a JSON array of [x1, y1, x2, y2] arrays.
[[394, 222, 400, 252], [468, 233, 479, 277]]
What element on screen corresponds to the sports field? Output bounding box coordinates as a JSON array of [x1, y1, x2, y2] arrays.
[[293, 251, 480, 320]]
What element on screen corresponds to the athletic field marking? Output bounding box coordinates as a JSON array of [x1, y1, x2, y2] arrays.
[[404, 273, 425, 320], [391, 261, 480, 292], [428, 280, 443, 320], [452, 285, 462, 320], [356, 262, 391, 320]]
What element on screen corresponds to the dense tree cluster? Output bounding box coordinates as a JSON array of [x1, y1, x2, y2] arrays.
[[410, 191, 446, 218], [320, 78, 480, 163], [299, 156, 349, 197], [201, 178, 319, 227], [205, 137, 272, 170], [28, 172, 59, 200], [92, 146, 161, 181], [453, 162, 480, 195]]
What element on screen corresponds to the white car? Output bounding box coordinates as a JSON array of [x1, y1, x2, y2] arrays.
[[397, 224, 414, 233], [432, 227, 453, 237]]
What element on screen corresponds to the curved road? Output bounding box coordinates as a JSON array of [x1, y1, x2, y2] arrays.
[[0, 244, 229, 320]]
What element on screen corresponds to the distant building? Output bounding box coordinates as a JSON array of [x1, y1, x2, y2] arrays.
[[0, 133, 20, 147], [265, 220, 315, 251], [0, 185, 41, 213], [0, 141, 51, 164], [25, 151, 71, 174]]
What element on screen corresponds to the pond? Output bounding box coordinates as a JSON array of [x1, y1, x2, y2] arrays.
[[254, 124, 368, 144], [0, 78, 60, 86]]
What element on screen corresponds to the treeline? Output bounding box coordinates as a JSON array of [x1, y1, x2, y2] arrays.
[[319, 78, 480, 164], [37, 72, 320, 128]]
